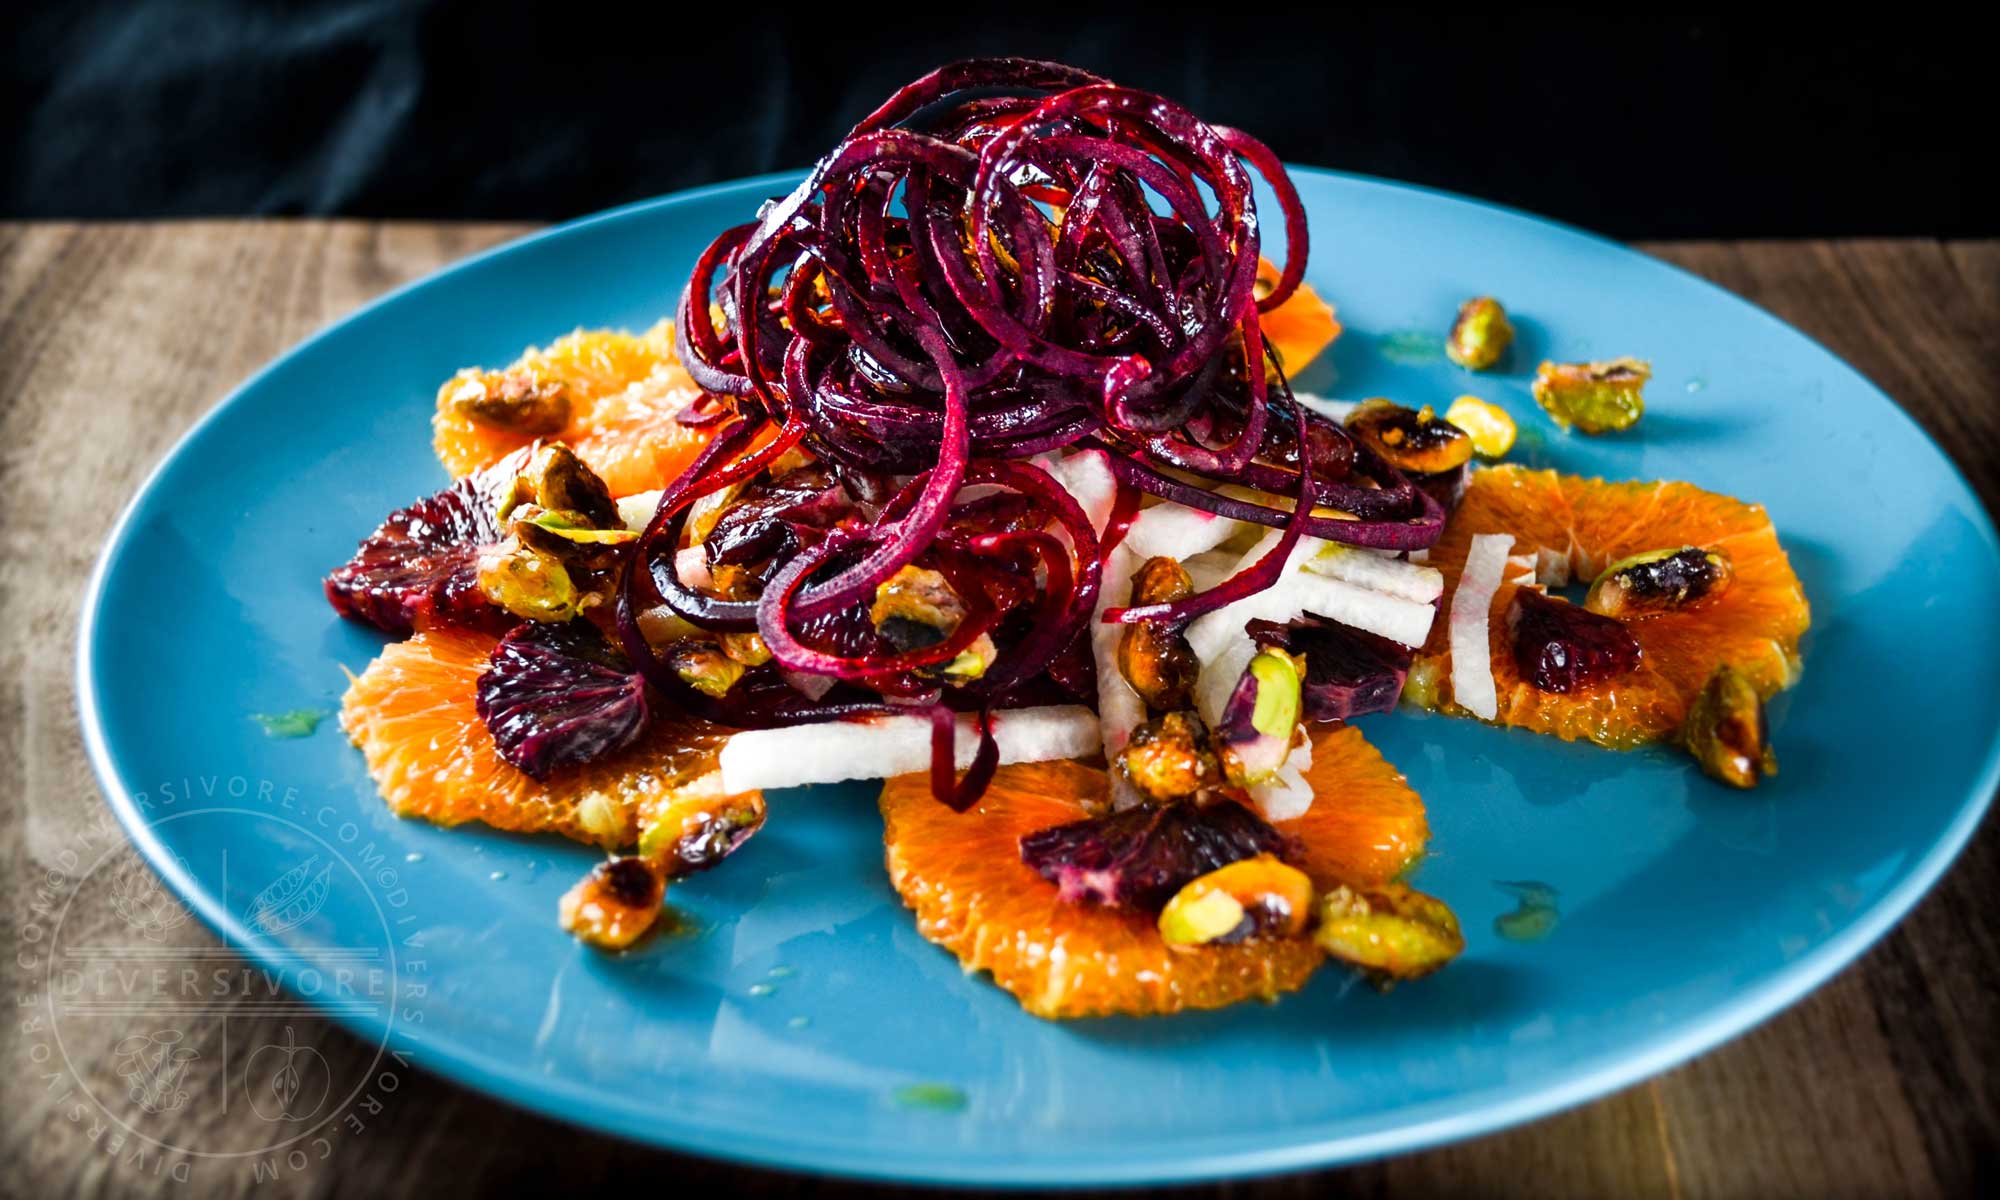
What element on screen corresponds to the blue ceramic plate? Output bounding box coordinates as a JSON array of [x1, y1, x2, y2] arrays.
[[79, 169, 2000, 1186]]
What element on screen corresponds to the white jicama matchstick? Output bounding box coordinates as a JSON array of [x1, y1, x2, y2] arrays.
[[1091, 545, 1147, 794], [1185, 529, 1437, 662], [1304, 543, 1445, 604], [717, 705, 1099, 793], [1121, 501, 1243, 563], [1449, 533, 1516, 721]]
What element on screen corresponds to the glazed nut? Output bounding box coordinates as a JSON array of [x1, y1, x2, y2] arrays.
[[1531, 358, 1650, 434], [522, 442, 619, 529], [511, 504, 640, 559], [665, 639, 747, 699], [1216, 648, 1305, 788], [558, 857, 666, 951], [476, 536, 580, 623], [1681, 664, 1777, 788], [870, 565, 967, 652], [1157, 854, 1314, 948], [1116, 710, 1222, 803], [443, 369, 571, 435], [1446, 297, 1514, 370], [1443, 395, 1518, 458], [720, 630, 774, 667], [1314, 883, 1464, 982], [1344, 399, 1474, 475], [1585, 546, 1732, 617]]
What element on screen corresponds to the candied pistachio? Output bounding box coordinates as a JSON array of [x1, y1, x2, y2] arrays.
[[1216, 648, 1305, 787], [1157, 855, 1314, 948], [666, 639, 746, 698], [1345, 399, 1474, 475], [1117, 711, 1223, 803], [870, 565, 966, 651], [1586, 546, 1732, 617], [511, 504, 639, 559], [720, 630, 773, 667], [1117, 557, 1199, 710], [637, 790, 768, 876], [941, 632, 998, 682], [1314, 883, 1464, 983], [522, 442, 619, 529], [444, 369, 571, 435], [476, 536, 579, 622], [1446, 296, 1514, 370], [1531, 357, 1650, 434], [558, 857, 666, 951], [1443, 394, 1517, 458], [1681, 664, 1777, 788], [685, 481, 748, 545]]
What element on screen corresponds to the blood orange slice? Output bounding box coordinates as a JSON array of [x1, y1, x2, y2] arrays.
[[1412, 465, 1810, 748], [340, 627, 752, 849], [879, 725, 1426, 1018], [431, 321, 719, 497]]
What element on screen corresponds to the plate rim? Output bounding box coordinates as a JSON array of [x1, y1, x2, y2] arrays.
[[73, 164, 2000, 1186]]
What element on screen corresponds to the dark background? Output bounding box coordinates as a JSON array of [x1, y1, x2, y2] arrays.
[[6, 3, 1984, 239]]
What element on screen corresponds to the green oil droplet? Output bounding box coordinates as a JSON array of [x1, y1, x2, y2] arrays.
[[252, 709, 326, 739], [748, 982, 776, 997], [893, 1083, 968, 1112], [767, 965, 796, 979], [1380, 330, 1443, 365]]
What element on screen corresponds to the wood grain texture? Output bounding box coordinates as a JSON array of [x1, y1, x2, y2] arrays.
[[1, 225, 1993, 1199]]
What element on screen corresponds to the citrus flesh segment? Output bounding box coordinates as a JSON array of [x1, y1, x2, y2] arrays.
[[879, 724, 1426, 1018], [431, 320, 718, 497], [340, 627, 751, 849], [1412, 465, 1810, 749], [1259, 264, 1342, 376]]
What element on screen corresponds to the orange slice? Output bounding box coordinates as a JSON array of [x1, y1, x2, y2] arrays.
[[879, 725, 1425, 1018], [340, 627, 751, 849], [1413, 464, 1810, 748], [1259, 259, 1341, 375], [431, 320, 719, 497]]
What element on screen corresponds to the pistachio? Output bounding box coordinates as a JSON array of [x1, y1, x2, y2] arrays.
[[1314, 883, 1465, 983], [941, 632, 998, 682], [870, 565, 967, 651], [665, 639, 747, 698], [476, 536, 579, 622], [443, 369, 570, 435], [1117, 557, 1199, 710], [1116, 711, 1223, 803], [1344, 399, 1474, 475], [1585, 546, 1732, 617], [1215, 648, 1305, 787], [1157, 854, 1314, 948], [1443, 394, 1518, 458], [1446, 297, 1514, 370], [558, 856, 666, 951], [522, 442, 618, 529], [720, 630, 773, 667], [511, 504, 639, 559], [1531, 357, 1650, 434], [1681, 664, 1777, 788]]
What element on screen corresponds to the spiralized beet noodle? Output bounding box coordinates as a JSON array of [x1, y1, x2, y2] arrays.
[[617, 58, 1442, 807]]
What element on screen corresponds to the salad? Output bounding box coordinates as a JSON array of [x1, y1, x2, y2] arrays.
[[328, 59, 1808, 1017]]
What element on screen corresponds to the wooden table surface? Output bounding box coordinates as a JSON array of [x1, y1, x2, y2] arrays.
[[2, 224, 1994, 1199]]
